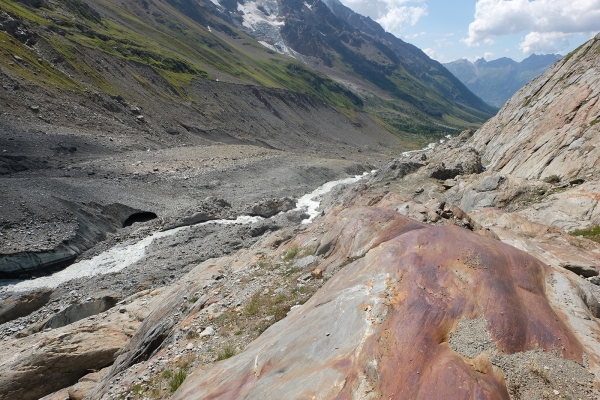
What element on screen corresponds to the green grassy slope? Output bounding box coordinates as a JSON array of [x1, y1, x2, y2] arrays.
[[0, 0, 491, 143], [0, 0, 362, 107]]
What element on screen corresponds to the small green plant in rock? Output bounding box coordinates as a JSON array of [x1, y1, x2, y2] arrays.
[[132, 384, 143, 394], [572, 225, 600, 243], [244, 293, 262, 316], [185, 330, 199, 340], [283, 247, 299, 261], [298, 246, 316, 258], [216, 344, 236, 361], [168, 367, 188, 393]]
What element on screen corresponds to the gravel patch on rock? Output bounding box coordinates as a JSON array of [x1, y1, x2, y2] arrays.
[[450, 318, 599, 399]]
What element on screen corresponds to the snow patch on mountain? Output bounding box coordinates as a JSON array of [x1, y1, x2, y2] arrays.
[[237, 0, 296, 58], [238, 0, 284, 30]]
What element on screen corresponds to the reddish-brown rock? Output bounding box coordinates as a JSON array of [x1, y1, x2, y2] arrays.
[[172, 207, 591, 399]]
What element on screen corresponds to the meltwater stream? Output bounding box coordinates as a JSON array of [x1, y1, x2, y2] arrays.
[[1, 172, 371, 293]]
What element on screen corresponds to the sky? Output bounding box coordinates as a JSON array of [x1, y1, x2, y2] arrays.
[[335, 0, 600, 63]]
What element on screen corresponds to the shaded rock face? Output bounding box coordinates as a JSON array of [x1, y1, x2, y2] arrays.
[[470, 33, 600, 181], [67, 367, 110, 400], [0, 12, 38, 46], [560, 262, 599, 278], [0, 288, 52, 324], [18, 295, 119, 336], [0, 202, 154, 277], [0, 289, 165, 400], [172, 207, 587, 399]]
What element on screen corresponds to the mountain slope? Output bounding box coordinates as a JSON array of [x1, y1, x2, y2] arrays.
[[0, 0, 495, 147], [468, 35, 600, 181], [0, 0, 414, 156], [320, 0, 493, 115], [444, 54, 562, 108], [0, 0, 363, 106], [204, 0, 496, 136]]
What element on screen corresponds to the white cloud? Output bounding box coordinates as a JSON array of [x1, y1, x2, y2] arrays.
[[483, 51, 494, 60], [423, 47, 436, 58], [423, 47, 448, 62], [463, 0, 600, 54], [338, 0, 427, 34], [376, 6, 428, 32], [404, 31, 426, 39], [519, 32, 572, 54]]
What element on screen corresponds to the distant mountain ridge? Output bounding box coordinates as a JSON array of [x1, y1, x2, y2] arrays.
[[207, 0, 496, 137], [444, 54, 562, 108], [0, 0, 495, 150]]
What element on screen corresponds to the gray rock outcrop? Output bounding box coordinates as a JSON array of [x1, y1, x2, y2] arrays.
[[470, 33, 600, 181]]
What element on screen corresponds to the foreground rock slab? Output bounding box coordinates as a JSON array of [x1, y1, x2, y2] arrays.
[[172, 207, 599, 399]]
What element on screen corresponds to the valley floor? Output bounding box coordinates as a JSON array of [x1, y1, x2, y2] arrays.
[[2, 128, 600, 400]]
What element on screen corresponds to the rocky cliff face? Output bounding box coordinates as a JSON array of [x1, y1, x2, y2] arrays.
[[470, 34, 600, 181]]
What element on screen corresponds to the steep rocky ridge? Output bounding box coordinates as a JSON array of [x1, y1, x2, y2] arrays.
[[444, 54, 562, 108], [470, 33, 600, 181]]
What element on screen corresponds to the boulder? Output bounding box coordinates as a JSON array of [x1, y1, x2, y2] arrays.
[[428, 147, 482, 180], [0, 314, 132, 400], [0, 290, 166, 400], [247, 197, 296, 218], [369, 160, 424, 182], [474, 174, 505, 192], [0, 12, 38, 45]]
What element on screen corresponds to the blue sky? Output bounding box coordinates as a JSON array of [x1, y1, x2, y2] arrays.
[[336, 0, 600, 62]]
